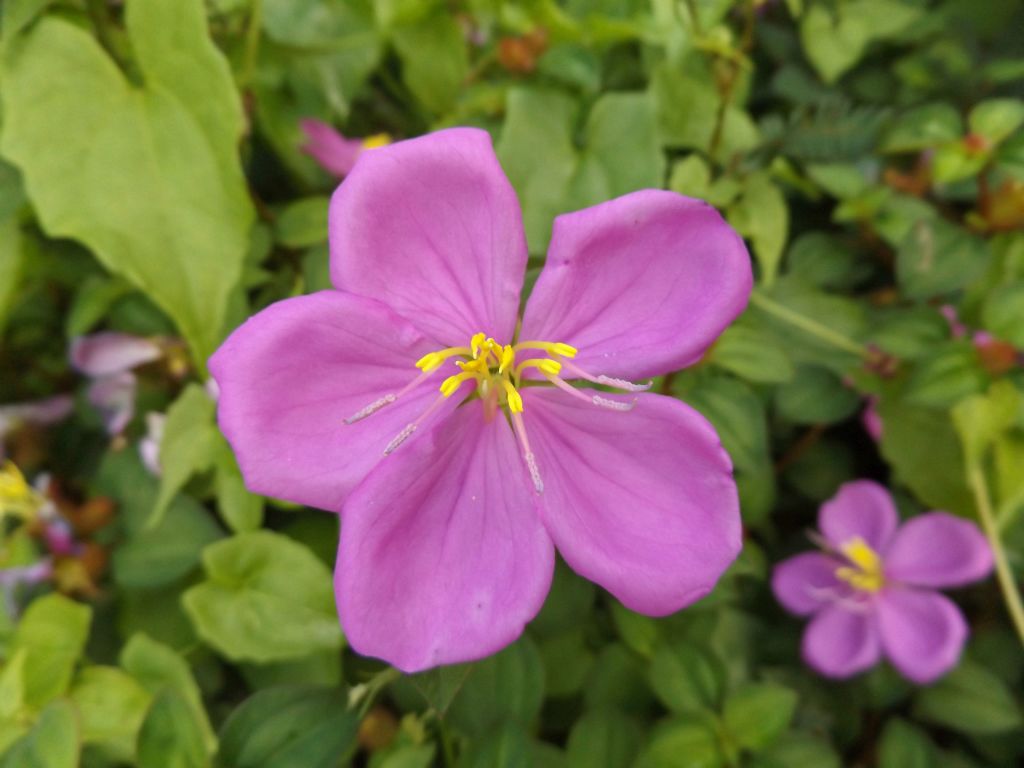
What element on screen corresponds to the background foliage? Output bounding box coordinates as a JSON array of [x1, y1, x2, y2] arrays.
[[1, 0, 1024, 766]]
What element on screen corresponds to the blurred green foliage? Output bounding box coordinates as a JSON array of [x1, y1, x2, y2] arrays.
[[1, 0, 1024, 766]]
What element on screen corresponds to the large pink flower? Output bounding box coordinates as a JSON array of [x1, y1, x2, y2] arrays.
[[210, 128, 752, 672], [772, 480, 993, 684]]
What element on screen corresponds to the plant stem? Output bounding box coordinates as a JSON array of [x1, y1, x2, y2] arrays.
[[749, 291, 871, 359], [967, 465, 1024, 645], [240, 0, 263, 91]]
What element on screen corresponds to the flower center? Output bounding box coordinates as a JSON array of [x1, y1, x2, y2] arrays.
[[416, 332, 575, 416], [834, 536, 884, 593]]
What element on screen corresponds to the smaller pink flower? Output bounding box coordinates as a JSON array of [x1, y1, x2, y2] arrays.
[[772, 480, 992, 684], [70, 332, 164, 435], [861, 396, 883, 442], [299, 119, 390, 178]]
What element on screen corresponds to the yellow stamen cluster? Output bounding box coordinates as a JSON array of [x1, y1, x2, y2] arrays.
[[835, 536, 885, 593], [417, 333, 576, 414], [361, 133, 392, 151], [0, 461, 42, 523]]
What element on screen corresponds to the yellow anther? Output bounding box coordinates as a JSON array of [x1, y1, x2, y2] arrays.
[[515, 358, 562, 378], [441, 372, 476, 398], [501, 380, 524, 413], [514, 340, 578, 359], [835, 536, 884, 593], [361, 133, 391, 150], [498, 345, 515, 374], [416, 346, 470, 372], [471, 332, 488, 359]]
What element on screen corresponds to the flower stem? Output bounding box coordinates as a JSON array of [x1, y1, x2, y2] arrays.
[[240, 0, 263, 91], [967, 465, 1024, 645], [749, 291, 871, 359]]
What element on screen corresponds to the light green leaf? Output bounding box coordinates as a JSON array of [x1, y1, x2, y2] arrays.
[[274, 197, 329, 249], [881, 103, 964, 153], [0, 700, 78, 768], [10, 594, 91, 708], [749, 733, 840, 768], [609, 601, 660, 659], [392, 13, 468, 115], [151, 384, 219, 528], [121, 634, 216, 753], [722, 682, 798, 752], [896, 219, 990, 299], [904, 344, 988, 409], [0, 0, 52, 42], [669, 155, 712, 199], [213, 439, 263, 534], [951, 380, 1022, 467], [70, 666, 151, 762], [634, 716, 723, 768], [183, 531, 343, 663], [969, 99, 1024, 144], [710, 323, 795, 384], [982, 282, 1024, 347], [137, 689, 209, 768], [0, 0, 253, 368]]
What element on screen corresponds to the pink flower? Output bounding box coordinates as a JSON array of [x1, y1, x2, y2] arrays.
[[772, 480, 993, 684], [211, 128, 752, 672], [70, 332, 163, 435], [299, 119, 390, 178], [861, 396, 883, 442]]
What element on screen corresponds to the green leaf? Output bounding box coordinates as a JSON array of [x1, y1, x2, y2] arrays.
[[897, 219, 990, 299], [566, 710, 643, 768], [904, 344, 987, 409], [775, 366, 860, 425], [913, 659, 1023, 734], [669, 155, 712, 200], [151, 383, 218, 527], [0, 218, 24, 336], [121, 634, 216, 753], [464, 721, 532, 768], [529, 560, 596, 638], [213, 439, 264, 534], [539, 629, 594, 697], [728, 173, 788, 287], [710, 323, 795, 384], [800, 0, 921, 83], [64, 275, 133, 338], [447, 638, 545, 737], [881, 103, 964, 153], [0, 700, 78, 768], [634, 716, 723, 768], [0, 0, 253, 368], [878, 718, 936, 768], [722, 682, 798, 752], [0, 0, 52, 42], [274, 197, 329, 249], [968, 99, 1024, 144], [609, 602, 660, 658], [951, 380, 1022, 467], [392, 13, 468, 115], [183, 531, 343, 663], [749, 733, 840, 768], [137, 689, 209, 768], [216, 685, 357, 768], [648, 642, 723, 716], [877, 398, 974, 516], [10, 593, 91, 708], [982, 282, 1024, 347], [70, 666, 151, 762], [405, 663, 476, 715]]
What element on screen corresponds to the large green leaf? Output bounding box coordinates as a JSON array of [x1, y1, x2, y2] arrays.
[[9, 594, 91, 708], [0, 700, 78, 768], [137, 689, 209, 768], [183, 531, 343, 663], [0, 0, 253, 368]]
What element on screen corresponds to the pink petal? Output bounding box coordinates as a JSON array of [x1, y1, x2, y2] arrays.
[[819, 480, 899, 551], [70, 332, 163, 376], [802, 604, 881, 679], [861, 397, 883, 442], [877, 588, 967, 684], [520, 388, 741, 615], [209, 291, 453, 512], [772, 552, 843, 617], [299, 118, 364, 178], [884, 512, 992, 589], [336, 402, 554, 672], [329, 128, 527, 346], [520, 191, 752, 380], [88, 372, 137, 435]]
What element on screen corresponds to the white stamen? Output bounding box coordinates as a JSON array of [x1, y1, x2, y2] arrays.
[[592, 394, 636, 411], [524, 451, 544, 493], [344, 394, 396, 424], [557, 357, 652, 391], [595, 374, 653, 392], [384, 423, 416, 455]]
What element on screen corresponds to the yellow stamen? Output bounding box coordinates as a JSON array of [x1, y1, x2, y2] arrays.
[[416, 347, 470, 373], [514, 341, 578, 359], [515, 358, 562, 378], [501, 380, 524, 413], [498, 345, 515, 374], [440, 371, 476, 397], [360, 133, 391, 150], [835, 536, 884, 593]]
